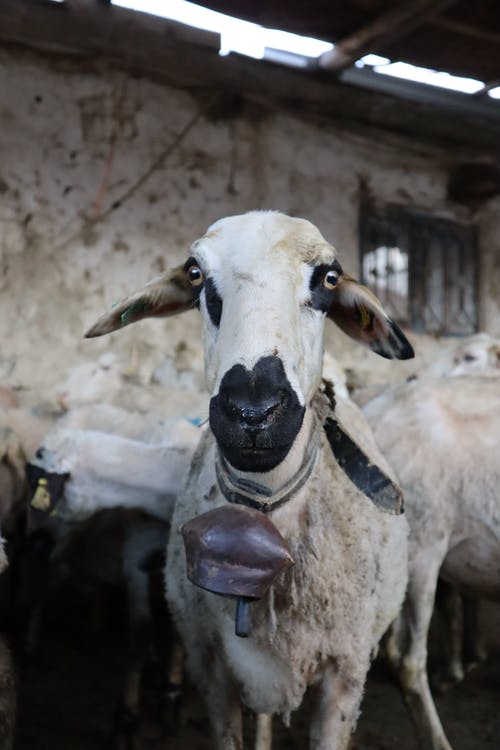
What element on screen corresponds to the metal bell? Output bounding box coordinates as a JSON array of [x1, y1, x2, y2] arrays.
[[182, 505, 294, 637]]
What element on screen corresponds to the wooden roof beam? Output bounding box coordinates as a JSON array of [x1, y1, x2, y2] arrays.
[[318, 0, 460, 75]]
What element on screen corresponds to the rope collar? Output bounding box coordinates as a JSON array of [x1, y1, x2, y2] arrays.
[[215, 430, 320, 513]]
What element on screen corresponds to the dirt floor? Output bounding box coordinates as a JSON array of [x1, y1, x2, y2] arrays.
[[12, 585, 500, 750]]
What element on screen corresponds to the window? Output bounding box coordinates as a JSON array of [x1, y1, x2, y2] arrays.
[[359, 204, 478, 335]]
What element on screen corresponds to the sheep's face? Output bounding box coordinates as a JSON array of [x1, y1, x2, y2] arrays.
[[448, 334, 500, 378], [188, 212, 337, 471], [85, 211, 413, 475]]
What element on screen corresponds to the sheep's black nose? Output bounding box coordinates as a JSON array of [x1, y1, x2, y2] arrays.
[[217, 357, 291, 431]]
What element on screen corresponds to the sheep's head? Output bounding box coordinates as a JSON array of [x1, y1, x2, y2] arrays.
[[447, 333, 500, 378], [86, 211, 413, 473]]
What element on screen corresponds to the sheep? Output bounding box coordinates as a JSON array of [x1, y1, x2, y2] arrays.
[[30, 425, 196, 523], [54, 351, 207, 423], [431, 334, 500, 690], [0, 407, 53, 462], [85, 210, 414, 750], [436, 332, 500, 378], [20, 422, 198, 744], [364, 344, 500, 750], [18, 501, 172, 742]]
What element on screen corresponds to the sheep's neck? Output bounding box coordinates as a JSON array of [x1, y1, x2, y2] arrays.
[[216, 410, 318, 511]]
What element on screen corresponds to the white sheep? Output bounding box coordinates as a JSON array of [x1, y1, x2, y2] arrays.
[[54, 351, 208, 423], [22, 421, 198, 742], [364, 337, 500, 750], [85, 210, 413, 750], [31, 425, 196, 523], [434, 332, 500, 378], [0, 406, 53, 461], [433, 333, 499, 688]]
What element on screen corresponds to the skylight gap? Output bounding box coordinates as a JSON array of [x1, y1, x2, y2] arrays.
[[112, 1, 491, 100]]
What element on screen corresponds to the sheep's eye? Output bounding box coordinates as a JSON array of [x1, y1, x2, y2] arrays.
[[464, 353, 476, 362], [323, 270, 339, 290], [188, 265, 204, 287]]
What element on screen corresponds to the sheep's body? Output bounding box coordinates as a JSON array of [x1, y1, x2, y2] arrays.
[[365, 374, 500, 749], [167, 393, 408, 745], [59, 402, 202, 450], [55, 352, 207, 423], [34, 426, 196, 523], [19, 503, 171, 740], [23, 424, 185, 741], [0, 407, 53, 461], [86, 210, 414, 749]]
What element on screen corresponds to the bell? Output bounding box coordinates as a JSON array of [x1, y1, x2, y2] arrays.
[[182, 505, 294, 637]]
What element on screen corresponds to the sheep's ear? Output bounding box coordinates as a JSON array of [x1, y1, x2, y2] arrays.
[[85, 266, 194, 338], [328, 276, 414, 360]]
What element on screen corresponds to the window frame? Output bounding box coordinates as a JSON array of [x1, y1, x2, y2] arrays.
[[359, 202, 479, 336]]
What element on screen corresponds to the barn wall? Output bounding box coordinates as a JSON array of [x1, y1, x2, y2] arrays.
[[0, 50, 497, 402]]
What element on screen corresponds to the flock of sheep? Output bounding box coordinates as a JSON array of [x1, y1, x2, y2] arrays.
[[0, 211, 498, 750]]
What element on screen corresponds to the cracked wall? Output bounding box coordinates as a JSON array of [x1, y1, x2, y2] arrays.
[[0, 50, 498, 402]]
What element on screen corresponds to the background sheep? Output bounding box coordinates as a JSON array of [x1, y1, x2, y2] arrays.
[[15, 417, 199, 747], [54, 351, 207, 425], [364, 335, 500, 750]]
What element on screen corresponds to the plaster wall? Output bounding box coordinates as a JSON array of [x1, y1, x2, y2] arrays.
[[0, 50, 497, 403]]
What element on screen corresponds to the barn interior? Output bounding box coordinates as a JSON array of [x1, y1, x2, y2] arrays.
[[0, 1, 499, 749]]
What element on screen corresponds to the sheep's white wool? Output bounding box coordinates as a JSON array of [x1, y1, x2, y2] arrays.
[[159, 212, 409, 748], [34, 426, 197, 523], [84, 211, 412, 748], [364, 335, 500, 750]]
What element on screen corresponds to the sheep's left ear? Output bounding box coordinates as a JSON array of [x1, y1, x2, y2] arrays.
[[85, 265, 194, 338], [328, 276, 414, 360]]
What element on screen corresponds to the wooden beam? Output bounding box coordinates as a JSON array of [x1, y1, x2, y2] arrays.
[[318, 0, 459, 74], [473, 80, 500, 98], [0, 0, 500, 158], [430, 15, 500, 45], [0, 0, 220, 59]]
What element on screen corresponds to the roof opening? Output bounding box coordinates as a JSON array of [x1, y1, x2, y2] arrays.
[[112, 0, 333, 59], [112, 1, 492, 100]]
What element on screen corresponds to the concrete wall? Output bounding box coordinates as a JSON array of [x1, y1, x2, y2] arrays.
[[0, 50, 498, 402]]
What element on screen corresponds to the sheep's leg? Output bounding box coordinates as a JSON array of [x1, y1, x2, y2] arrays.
[[310, 660, 367, 750], [393, 547, 453, 750], [462, 596, 486, 669], [163, 639, 184, 728], [204, 660, 243, 750], [433, 581, 464, 690], [110, 568, 152, 750], [441, 583, 464, 685], [109, 613, 150, 750], [255, 713, 272, 750]]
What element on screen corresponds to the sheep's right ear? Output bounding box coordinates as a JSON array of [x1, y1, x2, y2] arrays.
[[85, 266, 194, 338]]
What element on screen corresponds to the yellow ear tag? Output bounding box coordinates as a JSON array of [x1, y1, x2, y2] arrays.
[[359, 306, 372, 331], [31, 478, 51, 512]]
